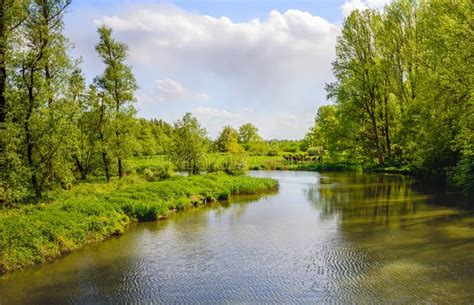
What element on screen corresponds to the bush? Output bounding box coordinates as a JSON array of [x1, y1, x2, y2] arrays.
[[154, 161, 174, 180], [267, 150, 279, 157], [307, 147, 319, 156], [207, 160, 224, 173], [142, 168, 155, 181], [450, 153, 474, 198], [223, 157, 248, 176]]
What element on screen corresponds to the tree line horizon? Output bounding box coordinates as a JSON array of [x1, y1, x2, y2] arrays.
[[0, 0, 472, 204]]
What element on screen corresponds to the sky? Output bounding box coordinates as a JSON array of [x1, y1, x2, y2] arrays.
[[64, 0, 390, 139]]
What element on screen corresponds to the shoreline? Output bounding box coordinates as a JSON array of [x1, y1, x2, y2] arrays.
[[0, 173, 278, 275]]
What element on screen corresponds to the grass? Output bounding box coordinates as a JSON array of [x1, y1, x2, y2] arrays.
[[0, 173, 278, 274], [129, 154, 410, 173]]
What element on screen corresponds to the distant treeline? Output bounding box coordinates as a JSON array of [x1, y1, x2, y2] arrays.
[[304, 0, 473, 197]]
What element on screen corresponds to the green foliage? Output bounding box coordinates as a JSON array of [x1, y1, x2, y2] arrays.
[[222, 156, 248, 176], [243, 141, 270, 156], [267, 150, 279, 157], [94, 25, 138, 180], [142, 168, 155, 182], [171, 113, 208, 175], [238, 123, 262, 144], [215, 125, 245, 154], [307, 0, 473, 197]]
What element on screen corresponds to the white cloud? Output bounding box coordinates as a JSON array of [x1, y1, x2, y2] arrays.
[[138, 78, 209, 104], [86, 5, 341, 139], [341, 0, 392, 17], [96, 7, 338, 84], [154, 78, 209, 102], [193, 107, 241, 120], [192, 107, 243, 137]]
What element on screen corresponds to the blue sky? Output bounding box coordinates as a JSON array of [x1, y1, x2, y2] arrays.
[[64, 0, 389, 139]]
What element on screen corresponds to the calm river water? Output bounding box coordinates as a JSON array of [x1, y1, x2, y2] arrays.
[[1, 171, 473, 304]]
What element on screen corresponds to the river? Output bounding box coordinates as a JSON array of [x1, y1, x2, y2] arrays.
[[0, 171, 473, 304]]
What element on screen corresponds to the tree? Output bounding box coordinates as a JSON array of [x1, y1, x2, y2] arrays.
[[72, 81, 104, 180], [171, 113, 208, 175], [2, 0, 75, 199], [94, 25, 138, 179], [135, 118, 158, 156], [329, 9, 386, 165], [311, 0, 473, 198], [0, 0, 30, 203], [238, 123, 262, 144], [150, 119, 174, 155], [216, 125, 244, 154]]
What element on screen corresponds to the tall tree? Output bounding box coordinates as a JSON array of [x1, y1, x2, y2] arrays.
[[238, 123, 262, 144], [94, 25, 138, 179], [3, 0, 74, 199], [329, 9, 386, 165], [216, 125, 244, 154], [0, 0, 28, 125], [171, 113, 208, 175]]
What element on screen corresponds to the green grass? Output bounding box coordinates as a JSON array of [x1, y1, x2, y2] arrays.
[[0, 173, 278, 274], [129, 155, 416, 176]]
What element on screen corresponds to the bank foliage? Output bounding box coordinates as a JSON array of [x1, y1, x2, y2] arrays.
[[305, 0, 473, 197], [0, 173, 278, 273]]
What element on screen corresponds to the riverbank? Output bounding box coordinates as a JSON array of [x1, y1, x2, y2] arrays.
[[0, 173, 278, 274], [131, 155, 413, 175]]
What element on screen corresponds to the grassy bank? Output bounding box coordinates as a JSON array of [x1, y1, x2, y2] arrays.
[[0, 173, 278, 274], [130, 155, 413, 174]]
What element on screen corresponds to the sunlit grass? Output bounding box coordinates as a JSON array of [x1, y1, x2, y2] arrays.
[[0, 173, 278, 274]]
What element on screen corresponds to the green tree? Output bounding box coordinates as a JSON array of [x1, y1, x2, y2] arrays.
[[171, 113, 208, 175], [135, 118, 159, 156], [94, 25, 138, 179], [216, 125, 244, 154], [150, 119, 174, 155], [328, 9, 386, 165], [238, 123, 262, 144], [3, 0, 75, 200]]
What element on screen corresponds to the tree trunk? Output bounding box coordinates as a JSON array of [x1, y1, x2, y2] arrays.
[[74, 155, 87, 180], [369, 94, 384, 165], [383, 96, 392, 159], [0, 3, 6, 126], [102, 151, 110, 182], [26, 82, 40, 198], [118, 157, 123, 179]]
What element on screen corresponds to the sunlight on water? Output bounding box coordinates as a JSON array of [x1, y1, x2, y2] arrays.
[[1, 171, 473, 304]]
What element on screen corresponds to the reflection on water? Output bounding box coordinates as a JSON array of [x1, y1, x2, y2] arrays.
[[1, 171, 473, 304]]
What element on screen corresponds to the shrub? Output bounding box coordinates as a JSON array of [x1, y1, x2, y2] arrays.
[[154, 161, 174, 180], [223, 157, 248, 176], [207, 160, 224, 173], [307, 147, 318, 156], [142, 168, 155, 181], [267, 150, 279, 157]]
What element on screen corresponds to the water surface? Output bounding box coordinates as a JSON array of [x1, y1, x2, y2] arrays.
[[1, 171, 473, 304]]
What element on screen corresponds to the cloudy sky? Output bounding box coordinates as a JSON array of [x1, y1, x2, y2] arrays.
[[64, 0, 390, 139]]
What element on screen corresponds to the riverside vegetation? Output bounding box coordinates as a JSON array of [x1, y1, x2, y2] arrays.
[[0, 0, 472, 274], [0, 172, 278, 273], [0, 0, 472, 205]]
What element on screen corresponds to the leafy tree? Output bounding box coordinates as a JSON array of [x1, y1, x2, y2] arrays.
[[94, 25, 138, 179], [311, 0, 473, 198], [2, 0, 75, 199], [238, 123, 262, 144], [171, 113, 208, 175], [216, 125, 244, 154], [0, 0, 29, 125], [150, 119, 174, 155], [135, 118, 159, 156]]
